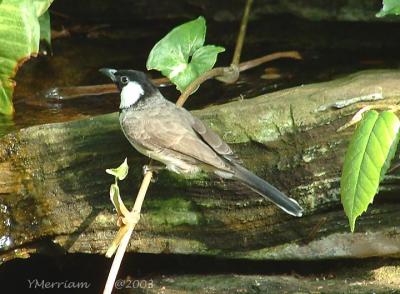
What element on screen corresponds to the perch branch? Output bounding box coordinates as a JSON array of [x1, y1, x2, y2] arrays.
[[103, 170, 153, 294]]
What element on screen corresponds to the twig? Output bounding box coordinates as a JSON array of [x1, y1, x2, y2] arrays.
[[43, 77, 170, 100], [232, 0, 253, 66], [175, 50, 301, 107], [176, 67, 226, 107], [43, 84, 117, 100], [42, 50, 300, 100], [103, 170, 153, 294], [103, 227, 133, 294], [238, 51, 302, 72]]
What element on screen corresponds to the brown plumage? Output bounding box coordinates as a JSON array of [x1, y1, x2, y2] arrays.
[[100, 68, 303, 217]]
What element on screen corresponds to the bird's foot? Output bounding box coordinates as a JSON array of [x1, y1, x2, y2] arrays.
[[142, 164, 164, 174], [142, 164, 165, 182]]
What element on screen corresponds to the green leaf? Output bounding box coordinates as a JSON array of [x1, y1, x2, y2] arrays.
[[169, 45, 225, 91], [377, 0, 400, 17], [341, 111, 400, 232], [0, 0, 53, 115], [106, 158, 129, 180], [146, 16, 225, 92], [39, 10, 51, 49], [109, 183, 129, 218], [33, 0, 52, 16]]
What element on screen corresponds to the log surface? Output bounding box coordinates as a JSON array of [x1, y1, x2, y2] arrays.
[[1, 70, 400, 263]]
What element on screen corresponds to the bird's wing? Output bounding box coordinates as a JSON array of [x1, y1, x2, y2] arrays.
[[175, 107, 243, 164], [122, 106, 232, 172], [187, 112, 241, 163]]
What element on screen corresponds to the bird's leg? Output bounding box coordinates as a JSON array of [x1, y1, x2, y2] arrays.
[[142, 163, 165, 182], [142, 164, 165, 174]]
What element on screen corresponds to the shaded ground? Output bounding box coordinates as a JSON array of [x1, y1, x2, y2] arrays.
[[1, 254, 399, 293]]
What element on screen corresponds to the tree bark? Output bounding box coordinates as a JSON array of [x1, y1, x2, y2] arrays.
[[1, 69, 400, 263]]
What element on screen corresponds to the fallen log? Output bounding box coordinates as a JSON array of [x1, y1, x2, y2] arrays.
[[1, 69, 400, 263]]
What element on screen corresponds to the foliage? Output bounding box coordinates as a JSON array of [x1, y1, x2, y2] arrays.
[[146, 16, 225, 92], [106, 158, 129, 181], [106, 158, 130, 218], [39, 10, 52, 48], [0, 0, 53, 115], [340, 110, 400, 232], [377, 0, 400, 17]]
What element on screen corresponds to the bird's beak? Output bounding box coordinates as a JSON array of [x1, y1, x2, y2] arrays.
[[99, 68, 117, 82]]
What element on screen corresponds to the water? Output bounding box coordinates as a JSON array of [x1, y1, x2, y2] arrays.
[[3, 17, 400, 136]]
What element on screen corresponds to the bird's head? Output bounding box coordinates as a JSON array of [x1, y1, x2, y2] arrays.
[[99, 68, 158, 109]]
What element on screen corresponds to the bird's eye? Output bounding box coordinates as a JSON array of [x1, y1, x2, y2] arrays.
[[120, 76, 129, 85]]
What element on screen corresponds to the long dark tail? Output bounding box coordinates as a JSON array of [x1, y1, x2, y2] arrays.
[[232, 163, 303, 217]]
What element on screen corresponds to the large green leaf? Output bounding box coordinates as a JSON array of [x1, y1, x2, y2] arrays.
[[341, 111, 400, 232], [39, 10, 51, 48], [377, 0, 400, 17], [146, 16, 225, 92], [0, 0, 53, 115]]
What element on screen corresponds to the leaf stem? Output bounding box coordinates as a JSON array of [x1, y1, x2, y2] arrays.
[[175, 50, 301, 107], [232, 0, 253, 66], [176, 67, 226, 107], [238, 51, 302, 72]]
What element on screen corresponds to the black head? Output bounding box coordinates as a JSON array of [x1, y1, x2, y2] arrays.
[[99, 68, 158, 109]]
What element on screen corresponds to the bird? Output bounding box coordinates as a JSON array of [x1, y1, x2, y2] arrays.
[[99, 68, 303, 217]]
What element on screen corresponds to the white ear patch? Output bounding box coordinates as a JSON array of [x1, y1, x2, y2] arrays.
[[120, 81, 144, 109]]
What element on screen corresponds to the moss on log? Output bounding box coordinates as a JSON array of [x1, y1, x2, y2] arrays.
[[1, 70, 400, 263]]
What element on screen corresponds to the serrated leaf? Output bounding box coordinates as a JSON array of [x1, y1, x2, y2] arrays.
[[106, 158, 129, 180], [377, 0, 400, 17], [146, 16, 225, 92], [341, 111, 400, 232], [0, 0, 53, 115]]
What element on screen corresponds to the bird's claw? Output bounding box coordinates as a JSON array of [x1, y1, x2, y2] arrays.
[[142, 164, 164, 174], [142, 165, 160, 183], [142, 165, 152, 175]]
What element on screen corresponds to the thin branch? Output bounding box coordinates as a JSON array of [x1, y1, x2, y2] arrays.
[[175, 50, 301, 107], [238, 51, 302, 72], [103, 170, 153, 294], [43, 84, 117, 100], [42, 51, 299, 101], [43, 77, 169, 100], [103, 226, 133, 294], [232, 0, 253, 65], [176, 67, 226, 107]]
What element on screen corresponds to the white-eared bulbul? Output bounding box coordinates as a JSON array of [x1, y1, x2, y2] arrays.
[[100, 68, 303, 217]]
